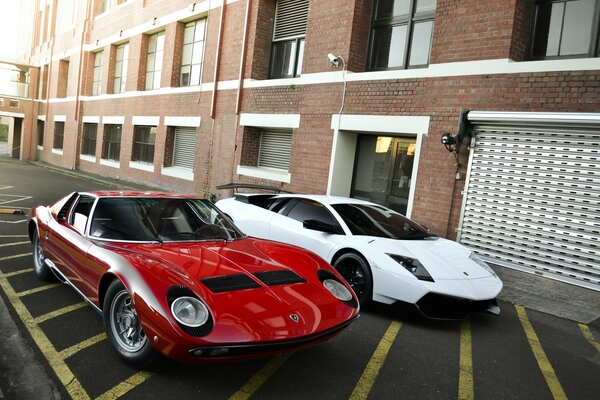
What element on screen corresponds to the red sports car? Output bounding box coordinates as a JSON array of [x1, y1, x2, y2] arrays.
[[27, 191, 359, 366]]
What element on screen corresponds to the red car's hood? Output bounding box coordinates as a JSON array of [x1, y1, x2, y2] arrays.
[[103, 238, 358, 344]]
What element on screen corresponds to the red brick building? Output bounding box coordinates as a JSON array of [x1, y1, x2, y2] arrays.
[[6, 0, 600, 290]]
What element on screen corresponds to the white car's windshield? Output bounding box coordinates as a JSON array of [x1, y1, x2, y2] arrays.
[[89, 198, 244, 242], [332, 203, 434, 240]]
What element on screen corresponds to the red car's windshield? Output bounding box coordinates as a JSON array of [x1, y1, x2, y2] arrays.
[[89, 198, 244, 242], [332, 203, 434, 240]]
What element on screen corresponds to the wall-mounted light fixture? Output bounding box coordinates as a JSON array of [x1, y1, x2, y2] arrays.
[[441, 132, 457, 153]]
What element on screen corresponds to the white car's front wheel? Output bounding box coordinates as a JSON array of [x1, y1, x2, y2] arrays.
[[333, 253, 372, 306]]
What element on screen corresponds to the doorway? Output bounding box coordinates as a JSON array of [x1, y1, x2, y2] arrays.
[[351, 135, 416, 215]]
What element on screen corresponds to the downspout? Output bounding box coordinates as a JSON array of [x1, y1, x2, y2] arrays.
[[204, 0, 226, 197], [72, 0, 93, 170], [43, 0, 60, 155], [229, 0, 251, 186]]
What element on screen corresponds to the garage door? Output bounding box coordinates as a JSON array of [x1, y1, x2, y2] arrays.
[[457, 112, 600, 291]]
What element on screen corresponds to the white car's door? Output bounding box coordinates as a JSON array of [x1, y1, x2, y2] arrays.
[[268, 198, 347, 261]]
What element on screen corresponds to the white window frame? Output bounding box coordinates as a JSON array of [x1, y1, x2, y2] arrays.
[[145, 31, 165, 90]]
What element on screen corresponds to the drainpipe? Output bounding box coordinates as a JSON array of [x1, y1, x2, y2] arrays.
[[204, 0, 226, 197], [229, 0, 251, 188], [72, 0, 93, 170]]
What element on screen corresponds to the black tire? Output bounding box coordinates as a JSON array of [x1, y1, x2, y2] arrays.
[[32, 229, 56, 281], [103, 280, 159, 368], [333, 252, 373, 306]]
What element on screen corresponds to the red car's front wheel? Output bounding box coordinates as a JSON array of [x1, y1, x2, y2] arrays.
[[103, 280, 159, 368]]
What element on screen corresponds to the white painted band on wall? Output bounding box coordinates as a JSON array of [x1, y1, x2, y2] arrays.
[[132, 116, 160, 126], [102, 116, 125, 125], [240, 113, 301, 129], [53, 115, 67, 122], [82, 116, 100, 124], [164, 116, 201, 127]]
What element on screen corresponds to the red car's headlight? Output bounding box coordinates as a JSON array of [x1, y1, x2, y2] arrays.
[[171, 296, 209, 327], [323, 279, 353, 302]]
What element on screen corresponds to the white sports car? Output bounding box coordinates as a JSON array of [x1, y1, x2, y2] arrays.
[[216, 194, 503, 319]]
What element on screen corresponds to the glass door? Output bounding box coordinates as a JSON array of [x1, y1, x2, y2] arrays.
[[351, 135, 416, 215]]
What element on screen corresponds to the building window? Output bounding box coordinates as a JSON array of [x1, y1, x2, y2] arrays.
[[58, 0, 76, 32], [92, 51, 103, 96], [269, 0, 309, 79], [102, 124, 121, 161], [53, 122, 65, 150], [164, 127, 196, 169], [132, 126, 156, 163], [8, 99, 19, 108], [58, 59, 69, 98], [180, 19, 207, 86], [37, 120, 44, 147], [145, 32, 164, 90], [258, 129, 293, 170], [368, 0, 437, 70], [531, 0, 599, 59], [81, 123, 97, 156], [96, 0, 107, 15], [113, 43, 129, 93]]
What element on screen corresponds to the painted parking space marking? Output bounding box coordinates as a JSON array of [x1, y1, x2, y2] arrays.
[[95, 371, 154, 400], [516, 305, 567, 400], [458, 320, 474, 400], [0, 270, 91, 399], [0, 253, 30, 261], [0, 241, 30, 248], [0, 235, 29, 238], [16, 283, 61, 297], [578, 324, 600, 353], [229, 353, 294, 400], [349, 320, 402, 400], [0, 268, 34, 278], [34, 302, 88, 324], [59, 333, 108, 360]]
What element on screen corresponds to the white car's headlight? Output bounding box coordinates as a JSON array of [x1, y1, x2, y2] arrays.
[[387, 254, 434, 282], [171, 296, 209, 327], [469, 253, 497, 277], [323, 279, 353, 302]]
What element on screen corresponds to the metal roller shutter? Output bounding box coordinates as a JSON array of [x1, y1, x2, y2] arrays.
[[458, 113, 600, 291], [173, 127, 196, 169], [258, 129, 293, 170]]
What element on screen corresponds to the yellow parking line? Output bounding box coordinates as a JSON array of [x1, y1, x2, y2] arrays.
[[458, 320, 474, 400], [516, 305, 567, 400], [578, 323, 600, 353], [16, 283, 61, 297], [349, 320, 402, 400], [229, 353, 294, 400], [0, 241, 30, 248], [0, 253, 30, 261], [95, 370, 153, 400], [34, 302, 88, 324], [59, 333, 107, 360], [0, 268, 34, 278], [0, 271, 91, 399]]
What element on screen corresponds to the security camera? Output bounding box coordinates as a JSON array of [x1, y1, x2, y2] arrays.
[[327, 53, 340, 66]]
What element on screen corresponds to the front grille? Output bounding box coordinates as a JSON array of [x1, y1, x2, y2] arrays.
[[416, 292, 496, 320], [188, 316, 358, 358]]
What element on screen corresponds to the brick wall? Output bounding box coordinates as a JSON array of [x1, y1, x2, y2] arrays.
[[21, 0, 600, 238], [431, 0, 519, 63]]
